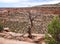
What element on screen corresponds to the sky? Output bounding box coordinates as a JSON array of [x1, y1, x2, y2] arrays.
[[0, 0, 60, 7]]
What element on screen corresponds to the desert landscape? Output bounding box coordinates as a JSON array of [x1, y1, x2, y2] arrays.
[[0, 2, 60, 44]]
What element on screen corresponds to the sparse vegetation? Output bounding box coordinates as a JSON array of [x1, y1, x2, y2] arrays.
[[46, 16, 60, 44], [0, 23, 4, 32], [0, 3, 60, 44]]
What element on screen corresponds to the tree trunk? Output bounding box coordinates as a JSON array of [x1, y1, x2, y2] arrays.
[[27, 27, 32, 39]]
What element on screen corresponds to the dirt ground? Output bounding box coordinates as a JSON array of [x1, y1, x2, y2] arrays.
[[0, 32, 46, 44], [0, 37, 35, 44]]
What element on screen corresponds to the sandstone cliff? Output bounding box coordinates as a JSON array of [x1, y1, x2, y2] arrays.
[[0, 3, 60, 33]]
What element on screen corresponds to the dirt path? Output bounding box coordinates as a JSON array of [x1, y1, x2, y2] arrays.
[[0, 37, 35, 44]]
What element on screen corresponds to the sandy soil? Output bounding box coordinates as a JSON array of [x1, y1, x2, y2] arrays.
[[0, 37, 35, 44]]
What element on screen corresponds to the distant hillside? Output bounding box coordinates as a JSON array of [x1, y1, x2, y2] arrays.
[[56, 3, 60, 5], [33, 2, 60, 7]]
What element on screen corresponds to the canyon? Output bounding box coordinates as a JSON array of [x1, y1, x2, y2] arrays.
[[0, 3, 60, 33]]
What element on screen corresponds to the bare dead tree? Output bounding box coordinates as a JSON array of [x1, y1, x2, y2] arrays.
[[9, 11, 40, 38], [27, 12, 34, 38], [27, 11, 40, 39]]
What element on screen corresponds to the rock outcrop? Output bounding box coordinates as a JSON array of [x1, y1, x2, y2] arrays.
[[0, 4, 60, 33]]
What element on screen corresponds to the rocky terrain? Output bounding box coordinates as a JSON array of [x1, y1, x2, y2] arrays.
[[0, 31, 46, 44], [0, 37, 35, 44], [0, 3, 60, 33]]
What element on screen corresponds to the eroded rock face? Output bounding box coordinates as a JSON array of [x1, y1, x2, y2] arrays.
[[0, 7, 60, 33]]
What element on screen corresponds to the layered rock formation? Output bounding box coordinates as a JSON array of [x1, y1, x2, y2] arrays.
[[0, 3, 60, 33]]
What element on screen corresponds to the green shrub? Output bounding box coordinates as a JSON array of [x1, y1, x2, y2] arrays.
[[46, 16, 60, 44], [45, 34, 56, 44], [0, 23, 4, 32]]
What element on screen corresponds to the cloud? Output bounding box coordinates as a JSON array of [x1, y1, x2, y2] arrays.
[[0, 0, 60, 3], [0, 0, 30, 3], [15, 0, 60, 7], [0, 0, 60, 7], [0, 0, 20, 3]]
